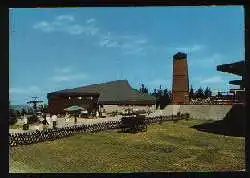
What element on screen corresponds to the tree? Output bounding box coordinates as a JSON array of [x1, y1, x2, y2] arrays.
[[150, 85, 172, 109], [217, 92, 223, 97], [168, 90, 172, 103], [160, 88, 171, 109], [204, 87, 212, 98], [139, 83, 148, 94], [195, 87, 205, 99], [16, 110, 21, 117], [151, 89, 157, 97], [163, 89, 168, 96], [9, 108, 17, 125], [42, 104, 48, 113], [189, 85, 195, 99], [21, 108, 26, 116], [150, 87, 161, 109]]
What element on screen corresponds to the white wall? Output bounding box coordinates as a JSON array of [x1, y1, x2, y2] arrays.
[[161, 104, 232, 120], [102, 105, 156, 113]]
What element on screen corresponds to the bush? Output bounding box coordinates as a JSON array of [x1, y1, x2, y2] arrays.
[[23, 124, 29, 130], [110, 111, 119, 117], [27, 114, 38, 124]]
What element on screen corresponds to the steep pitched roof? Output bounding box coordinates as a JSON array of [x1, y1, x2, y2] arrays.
[[48, 80, 156, 105]]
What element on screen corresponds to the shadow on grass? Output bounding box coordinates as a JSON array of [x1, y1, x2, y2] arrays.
[[116, 128, 147, 134], [191, 104, 246, 137]]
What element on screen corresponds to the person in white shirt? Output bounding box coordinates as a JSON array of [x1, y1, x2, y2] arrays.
[[51, 114, 57, 129], [46, 114, 51, 125], [52, 114, 57, 121], [96, 111, 99, 118], [23, 114, 28, 125], [65, 113, 70, 124]]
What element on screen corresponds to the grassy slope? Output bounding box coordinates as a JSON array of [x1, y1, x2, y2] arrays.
[[9, 119, 245, 173]]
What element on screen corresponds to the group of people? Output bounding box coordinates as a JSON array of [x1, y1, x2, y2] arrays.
[[21, 113, 58, 130], [21, 110, 103, 131], [41, 113, 58, 129]]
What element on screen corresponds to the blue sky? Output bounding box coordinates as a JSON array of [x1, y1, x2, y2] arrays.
[[9, 7, 244, 105]]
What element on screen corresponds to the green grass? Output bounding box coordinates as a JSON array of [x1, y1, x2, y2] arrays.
[[9, 119, 245, 173], [9, 124, 23, 129]]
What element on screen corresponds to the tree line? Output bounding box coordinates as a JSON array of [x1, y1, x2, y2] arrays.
[[138, 83, 213, 109]]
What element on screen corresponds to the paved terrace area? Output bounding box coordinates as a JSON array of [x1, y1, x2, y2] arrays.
[[9, 109, 172, 134], [9, 116, 123, 134]]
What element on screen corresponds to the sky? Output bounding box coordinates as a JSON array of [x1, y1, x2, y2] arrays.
[[9, 6, 244, 105]]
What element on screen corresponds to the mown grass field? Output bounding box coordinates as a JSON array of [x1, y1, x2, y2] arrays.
[[9, 119, 245, 173]]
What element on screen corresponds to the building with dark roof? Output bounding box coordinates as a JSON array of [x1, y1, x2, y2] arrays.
[[47, 80, 156, 114]]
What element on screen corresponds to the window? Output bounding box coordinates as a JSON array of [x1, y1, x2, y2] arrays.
[[86, 96, 93, 100]]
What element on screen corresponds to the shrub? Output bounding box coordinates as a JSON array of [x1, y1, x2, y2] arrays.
[[110, 111, 119, 117], [27, 114, 38, 124], [23, 124, 29, 130]]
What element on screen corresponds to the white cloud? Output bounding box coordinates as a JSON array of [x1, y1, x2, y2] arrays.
[[50, 73, 88, 82], [33, 15, 99, 37], [56, 15, 75, 22], [200, 76, 223, 84], [86, 18, 96, 24], [106, 41, 119, 48], [33, 21, 54, 32], [54, 67, 72, 74], [66, 24, 85, 35], [34, 15, 149, 55], [202, 53, 224, 65], [135, 39, 147, 44], [9, 86, 41, 94], [123, 47, 144, 55], [96, 31, 149, 55], [189, 53, 225, 69], [175, 44, 205, 53], [82, 25, 99, 36]]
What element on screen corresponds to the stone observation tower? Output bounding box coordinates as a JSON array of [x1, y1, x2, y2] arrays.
[[172, 52, 189, 104]]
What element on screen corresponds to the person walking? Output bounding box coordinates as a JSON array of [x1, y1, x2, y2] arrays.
[[42, 114, 49, 130], [23, 113, 29, 130]]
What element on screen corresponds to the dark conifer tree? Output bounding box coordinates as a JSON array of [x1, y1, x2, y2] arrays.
[[195, 87, 205, 99], [204, 87, 212, 98], [189, 85, 195, 99]]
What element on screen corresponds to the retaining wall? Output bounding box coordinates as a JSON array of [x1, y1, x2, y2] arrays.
[[102, 105, 156, 113], [162, 105, 232, 120]]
